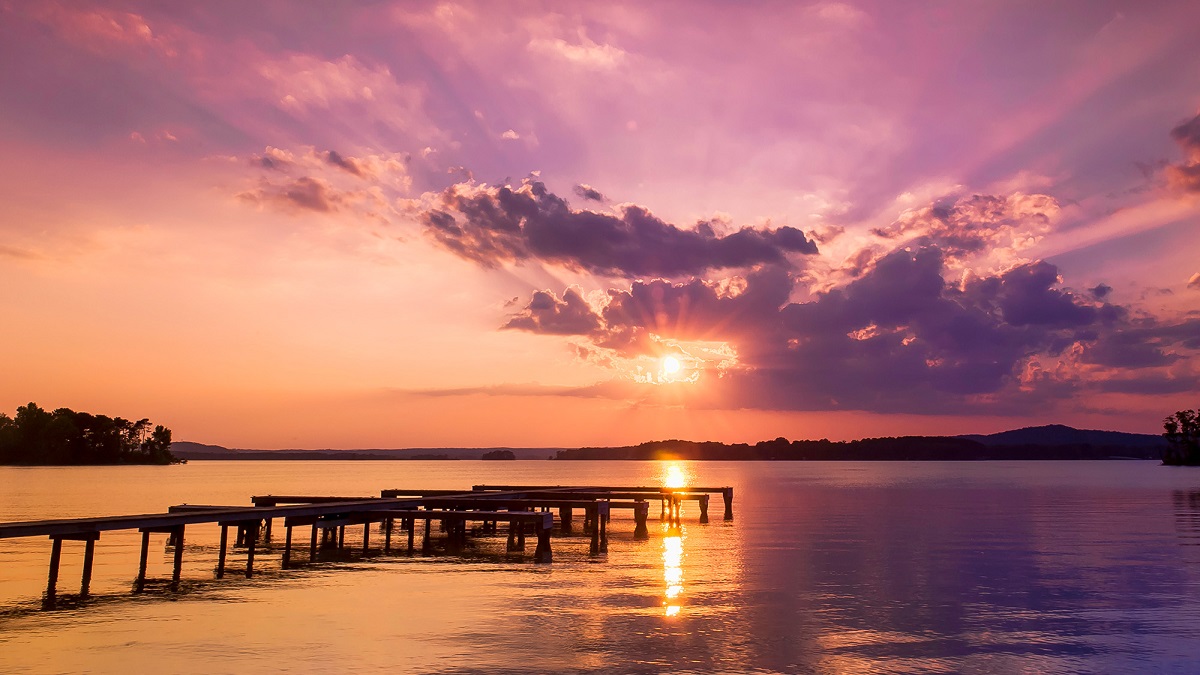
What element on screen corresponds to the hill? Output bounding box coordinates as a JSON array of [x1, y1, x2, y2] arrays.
[[958, 424, 1166, 449]]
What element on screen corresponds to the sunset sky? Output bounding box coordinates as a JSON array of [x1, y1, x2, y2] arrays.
[[2, 1, 1199, 448]]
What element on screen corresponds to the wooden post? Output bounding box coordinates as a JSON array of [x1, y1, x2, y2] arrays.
[[282, 525, 293, 570], [559, 507, 573, 534], [421, 518, 431, 553], [507, 522, 519, 551], [245, 522, 257, 579], [384, 518, 393, 553], [44, 537, 62, 609], [79, 537, 96, 598], [600, 509, 608, 553], [516, 522, 526, 551], [217, 525, 228, 579], [338, 525, 345, 549], [589, 506, 600, 555], [309, 523, 319, 562], [170, 525, 184, 591], [534, 524, 552, 564], [264, 517, 273, 542], [136, 530, 150, 592], [362, 522, 370, 554], [698, 495, 710, 524], [407, 518, 415, 552], [723, 487, 734, 520], [633, 500, 650, 540]]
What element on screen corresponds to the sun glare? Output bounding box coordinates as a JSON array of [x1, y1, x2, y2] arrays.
[[662, 356, 681, 374]]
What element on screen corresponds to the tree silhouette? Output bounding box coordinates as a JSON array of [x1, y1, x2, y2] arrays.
[[0, 402, 177, 465], [1163, 408, 1200, 466]]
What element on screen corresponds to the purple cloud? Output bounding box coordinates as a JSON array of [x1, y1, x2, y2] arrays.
[[502, 239, 1197, 414], [420, 179, 818, 277]]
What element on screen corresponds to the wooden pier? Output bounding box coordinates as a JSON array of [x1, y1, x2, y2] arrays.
[[0, 484, 732, 609]]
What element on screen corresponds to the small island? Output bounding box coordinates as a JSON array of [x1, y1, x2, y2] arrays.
[[0, 402, 177, 465]]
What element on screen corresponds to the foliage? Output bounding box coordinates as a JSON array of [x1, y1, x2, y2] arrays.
[[481, 450, 516, 460], [0, 402, 176, 465], [1163, 408, 1200, 466]]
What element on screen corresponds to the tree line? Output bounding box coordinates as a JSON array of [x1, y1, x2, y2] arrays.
[[0, 402, 176, 465]]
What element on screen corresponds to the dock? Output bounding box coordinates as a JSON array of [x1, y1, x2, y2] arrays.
[[0, 484, 733, 609]]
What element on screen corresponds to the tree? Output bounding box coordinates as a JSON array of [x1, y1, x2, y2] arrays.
[[1163, 408, 1200, 466]]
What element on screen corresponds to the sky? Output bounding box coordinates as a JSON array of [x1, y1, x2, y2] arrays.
[[2, 1, 1199, 448]]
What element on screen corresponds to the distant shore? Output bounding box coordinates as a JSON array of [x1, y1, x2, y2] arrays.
[[167, 425, 1167, 462]]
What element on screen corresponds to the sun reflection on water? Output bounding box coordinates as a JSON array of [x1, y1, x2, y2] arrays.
[[661, 462, 690, 489], [663, 528, 684, 617]]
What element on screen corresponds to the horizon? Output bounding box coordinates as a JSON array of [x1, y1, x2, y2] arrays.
[[3, 2, 1199, 448]]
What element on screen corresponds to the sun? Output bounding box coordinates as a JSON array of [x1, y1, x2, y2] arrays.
[[662, 356, 681, 374]]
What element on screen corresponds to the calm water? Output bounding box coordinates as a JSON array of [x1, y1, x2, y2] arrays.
[[2, 460, 1200, 673]]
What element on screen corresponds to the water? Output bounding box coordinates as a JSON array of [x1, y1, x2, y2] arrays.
[[2, 460, 1200, 673]]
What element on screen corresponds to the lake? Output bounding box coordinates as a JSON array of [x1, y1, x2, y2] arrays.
[[2, 460, 1200, 673]]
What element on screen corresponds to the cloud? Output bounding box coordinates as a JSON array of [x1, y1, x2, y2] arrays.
[[528, 36, 626, 69], [1189, 272, 1200, 290], [417, 178, 818, 277], [500, 129, 521, 140], [1166, 112, 1200, 193], [502, 287, 602, 335], [1090, 283, 1112, 299], [871, 192, 1059, 262], [501, 237, 1198, 414], [573, 184, 605, 202], [323, 150, 364, 176], [238, 176, 341, 213]]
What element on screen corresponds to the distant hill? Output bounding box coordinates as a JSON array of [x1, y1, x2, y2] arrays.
[[174, 424, 1168, 462], [170, 441, 559, 461], [958, 424, 1166, 449]]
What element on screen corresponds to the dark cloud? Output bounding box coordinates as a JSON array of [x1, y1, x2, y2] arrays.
[[1166, 112, 1200, 193], [1170, 112, 1200, 154], [238, 176, 340, 212], [1090, 283, 1112, 299], [420, 179, 818, 277], [573, 184, 605, 201], [502, 242, 1198, 414], [324, 150, 364, 177], [502, 288, 602, 335]]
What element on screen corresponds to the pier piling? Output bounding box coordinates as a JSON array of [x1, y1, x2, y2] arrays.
[[136, 530, 150, 592], [170, 525, 185, 590], [80, 537, 96, 598], [217, 526, 228, 578], [44, 537, 62, 609], [633, 500, 650, 540], [282, 525, 293, 569]]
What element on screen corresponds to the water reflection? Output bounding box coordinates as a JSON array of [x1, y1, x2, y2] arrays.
[[663, 526, 684, 617], [1173, 490, 1200, 544], [659, 461, 689, 617], [661, 462, 688, 489]]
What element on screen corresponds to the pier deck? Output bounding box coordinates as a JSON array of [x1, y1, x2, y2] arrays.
[[0, 483, 732, 609]]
